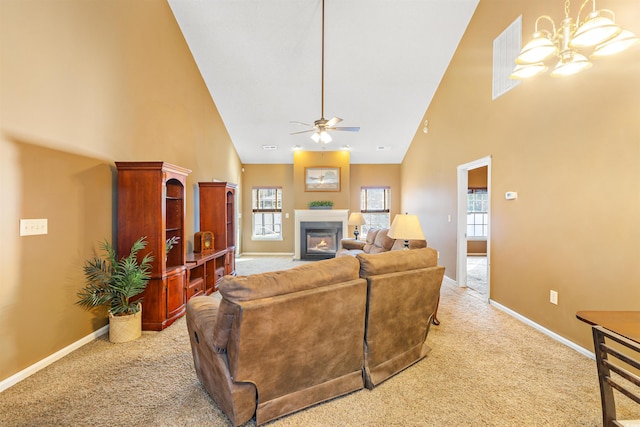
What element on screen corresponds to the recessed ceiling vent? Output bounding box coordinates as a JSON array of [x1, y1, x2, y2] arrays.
[[493, 16, 522, 100], [262, 145, 278, 150], [376, 146, 391, 151]]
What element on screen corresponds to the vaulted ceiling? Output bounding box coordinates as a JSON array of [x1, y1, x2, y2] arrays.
[[168, 0, 479, 164]]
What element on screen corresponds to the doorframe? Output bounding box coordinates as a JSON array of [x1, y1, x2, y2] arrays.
[[456, 156, 491, 301]]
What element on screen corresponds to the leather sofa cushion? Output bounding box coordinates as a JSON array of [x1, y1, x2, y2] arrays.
[[363, 228, 395, 254], [365, 229, 380, 244], [357, 247, 438, 278], [218, 255, 360, 302], [214, 256, 360, 353]]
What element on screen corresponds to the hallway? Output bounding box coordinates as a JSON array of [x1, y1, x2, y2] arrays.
[[467, 255, 487, 297]]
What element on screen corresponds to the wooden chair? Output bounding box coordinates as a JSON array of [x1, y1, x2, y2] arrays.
[[592, 325, 640, 427]]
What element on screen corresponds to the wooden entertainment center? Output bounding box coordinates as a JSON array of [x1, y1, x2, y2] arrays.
[[115, 161, 236, 331]]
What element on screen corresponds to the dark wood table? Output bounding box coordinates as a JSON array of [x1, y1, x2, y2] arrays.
[[576, 311, 640, 344]]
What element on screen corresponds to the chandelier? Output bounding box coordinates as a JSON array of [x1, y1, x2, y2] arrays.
[[511, 0, 639, 79]]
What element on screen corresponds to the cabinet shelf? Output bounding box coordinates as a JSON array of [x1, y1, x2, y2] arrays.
[[198, 182, 237, 277], [116, 161, 191, 331]]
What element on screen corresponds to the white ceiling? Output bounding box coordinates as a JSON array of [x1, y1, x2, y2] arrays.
[[168, 0, 479, 164]]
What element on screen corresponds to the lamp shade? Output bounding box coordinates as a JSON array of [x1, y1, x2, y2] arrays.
[[388, 214, 425, 241], [348, 212, 366, 226]]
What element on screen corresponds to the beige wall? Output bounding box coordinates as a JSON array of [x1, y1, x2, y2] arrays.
[[240, 164, 294, 254], [349, 164, 402, 237], [293, 151, 351, 209], [0, 0, 241, 382], [241, 161, 401, 252], [401, 0, 640, 350], [468, 166, 488, 188]]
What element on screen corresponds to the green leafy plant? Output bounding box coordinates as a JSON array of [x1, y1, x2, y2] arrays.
[[309, 200, 334, 208], [77, 237, 153, 316]]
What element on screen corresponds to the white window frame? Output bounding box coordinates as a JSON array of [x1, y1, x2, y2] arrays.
[[360, 187, 390, 238], [467, 187, 488, 240], [252, 187, 283, 240]]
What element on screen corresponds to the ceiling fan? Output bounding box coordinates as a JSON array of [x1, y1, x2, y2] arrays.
[[290, 0, 360, 144]]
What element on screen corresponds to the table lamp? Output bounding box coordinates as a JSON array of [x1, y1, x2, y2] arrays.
[[348, 212, 366, 240], [388, 213, 425, 249]]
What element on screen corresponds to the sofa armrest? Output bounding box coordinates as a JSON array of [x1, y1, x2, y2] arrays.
[[340, 238, 366, 251], [186, 296, 257, 426]]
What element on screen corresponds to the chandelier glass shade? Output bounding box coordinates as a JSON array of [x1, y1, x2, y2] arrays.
[[511, 0, 639, 79], [592, 30, 640, 57]]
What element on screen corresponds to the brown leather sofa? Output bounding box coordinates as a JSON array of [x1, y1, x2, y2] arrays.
[[186, 248, 443, 426], [358, 248, 444, 388], [335, 227, 427, 257]]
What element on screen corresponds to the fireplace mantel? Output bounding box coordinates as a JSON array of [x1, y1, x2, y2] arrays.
[[294, 209, 349, 260]]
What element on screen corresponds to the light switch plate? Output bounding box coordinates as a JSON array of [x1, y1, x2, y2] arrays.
[[20, 218, 48, 236]]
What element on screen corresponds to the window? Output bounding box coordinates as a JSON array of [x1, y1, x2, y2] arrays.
[[252, 187, 282, 240], [361, 187, 390, 237], [467, 188, 488, 239]]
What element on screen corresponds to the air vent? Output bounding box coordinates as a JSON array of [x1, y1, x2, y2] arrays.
[[262, 145, 278, 150], [376, 146, 391, 151], [493, 16, 522, 100]]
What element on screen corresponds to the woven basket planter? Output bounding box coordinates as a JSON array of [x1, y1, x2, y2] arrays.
[[109, 304, 142, 343]]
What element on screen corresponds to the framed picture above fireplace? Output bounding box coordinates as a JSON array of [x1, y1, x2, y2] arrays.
[[305, 167, 340, 192]]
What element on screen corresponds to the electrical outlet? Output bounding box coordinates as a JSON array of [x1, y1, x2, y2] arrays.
[[550, 290, 558, 305], [20, 218, 48, 236]]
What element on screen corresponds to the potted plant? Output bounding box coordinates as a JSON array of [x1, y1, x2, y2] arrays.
[[309, 200, 334, 210], [77, 236, 153, 343]]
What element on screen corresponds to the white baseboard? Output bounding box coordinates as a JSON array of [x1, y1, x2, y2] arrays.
[[443, 275, 458, 287], [489, 300, 594, 360], [1, 278, 594, 393], [0, 324, 109, 392], [442, 275, 594, 360]]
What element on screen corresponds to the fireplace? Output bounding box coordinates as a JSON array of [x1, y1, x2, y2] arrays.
[[300, 222, 342, 260], [294, 209, 349, 260]]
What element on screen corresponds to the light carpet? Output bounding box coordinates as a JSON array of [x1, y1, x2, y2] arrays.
[[0, 255, 636, 426]]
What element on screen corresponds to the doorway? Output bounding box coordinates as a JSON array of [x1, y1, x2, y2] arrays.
[[457, 156, 491, 301]]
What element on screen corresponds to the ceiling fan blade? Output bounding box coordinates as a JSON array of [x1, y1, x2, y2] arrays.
[[328, 126, 360, 132], [290, 121, 313, 127], [290, 129, 316, 135], [325, 117, 342, 128]]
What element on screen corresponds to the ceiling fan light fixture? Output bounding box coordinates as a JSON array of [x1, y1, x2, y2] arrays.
[[290, 0, 360, 144], [311, 130, 332, 144]]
